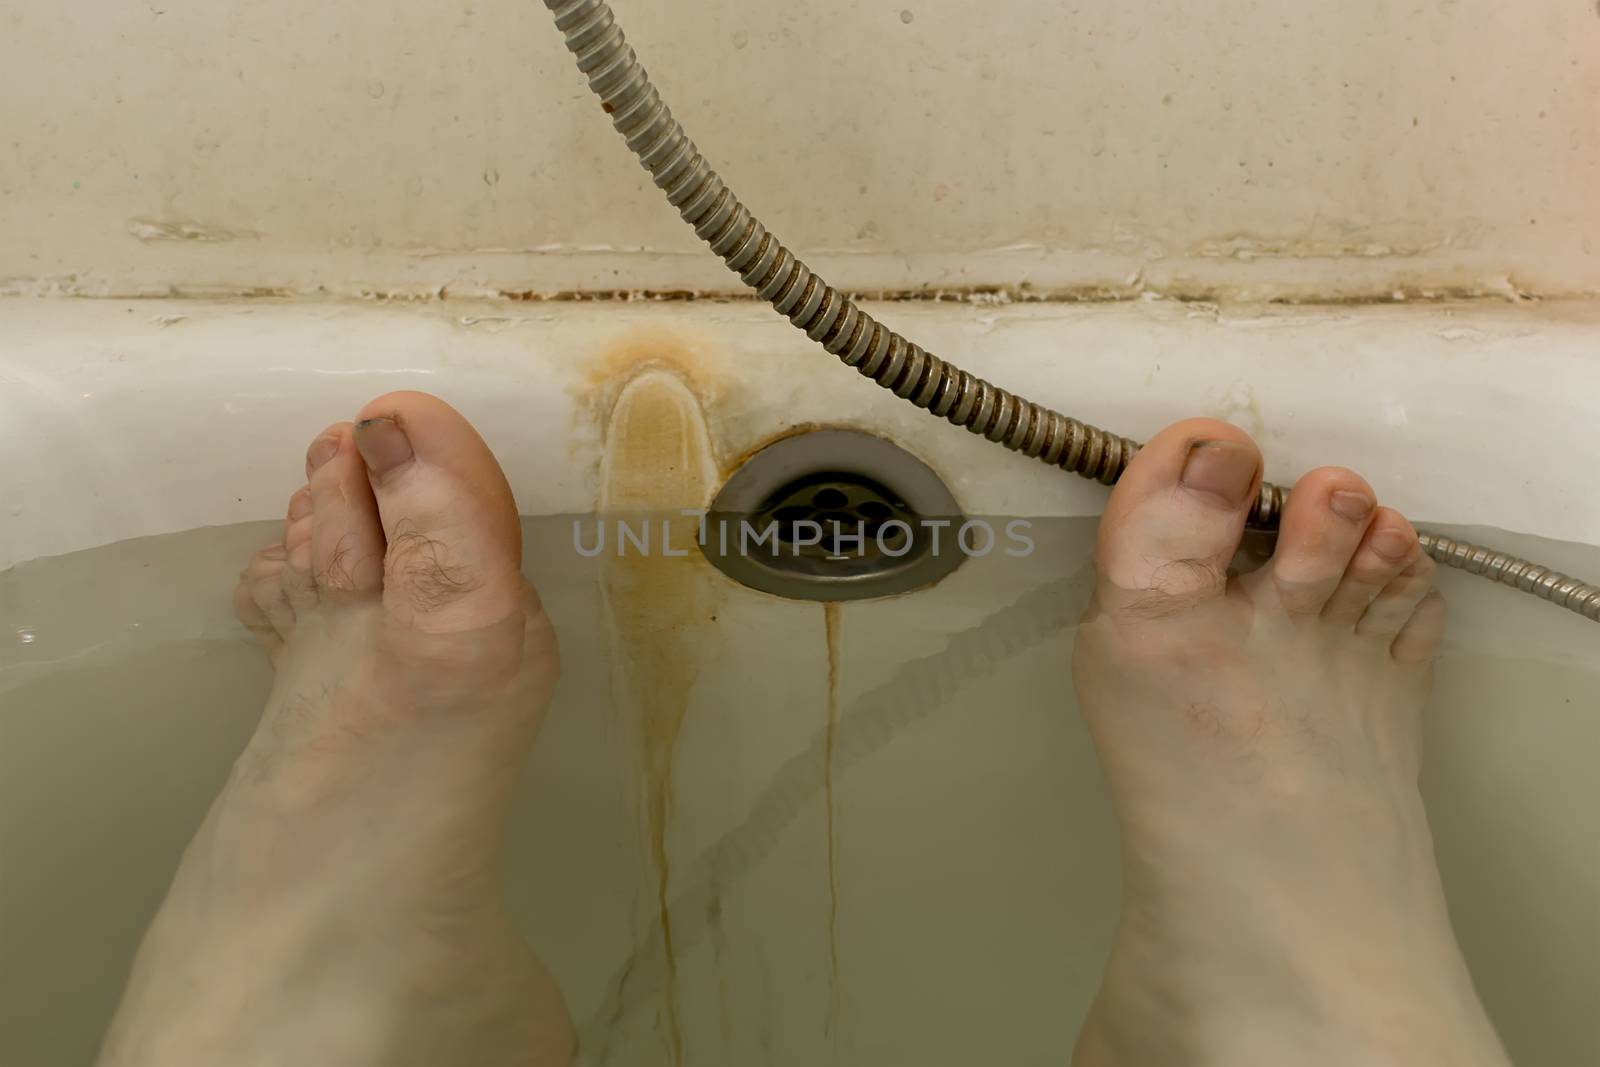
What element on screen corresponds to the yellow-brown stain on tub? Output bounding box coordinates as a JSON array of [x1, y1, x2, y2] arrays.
[[572, 327, 891, 488], [822, 601, 843, 1039], [598, 361, 723, 1067], [571, 327, 733, 467]]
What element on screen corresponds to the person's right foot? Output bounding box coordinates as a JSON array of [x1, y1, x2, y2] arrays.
[[1071, 418, 1509, 1067]]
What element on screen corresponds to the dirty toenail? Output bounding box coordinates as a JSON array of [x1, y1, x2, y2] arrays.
[[1179, 440, 1259, 509], [354, 416, 415, 479], [1371, 526, 1415, 561], [1330, 490, 1376, 522], [288, 489, 313, 521], [306, 435, 341, 473]]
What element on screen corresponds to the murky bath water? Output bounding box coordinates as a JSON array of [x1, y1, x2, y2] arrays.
[[1, 519, 1596, 1066]]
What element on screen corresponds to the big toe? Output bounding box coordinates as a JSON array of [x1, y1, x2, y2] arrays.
[[353, 391, 525, 632], [1094, 417, 1263, 612]]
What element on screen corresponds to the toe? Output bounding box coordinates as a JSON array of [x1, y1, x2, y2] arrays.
[[241, 543, 296, 643], [352, 391, 524, 631], [1321, 507, 1422, 625], [305, 423, 386, 597], [281, 487, 318, 612], [1391, 589, 1447, 664], [1262, 467, 1377, 617], [233, 577, 284, 659], [1357, 553, 1439, 640], [1094, 417, 1262, 613]]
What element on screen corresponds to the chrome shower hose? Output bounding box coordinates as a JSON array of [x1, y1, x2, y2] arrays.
[[543, 0, 1599, 624]]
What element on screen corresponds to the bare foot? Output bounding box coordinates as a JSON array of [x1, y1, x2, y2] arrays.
[[99, 392, 573, 1066], [1072, 418, 1509, 1066]]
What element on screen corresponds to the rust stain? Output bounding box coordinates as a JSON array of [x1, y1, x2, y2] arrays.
[[503, 287, 718, 302], [823, 601, 843, 1038], [577, 328, 727, 402], [571, 328, 732, 470], [494, 281, 1536, 305], [597, 360, 724, 1067], [29, 277, 1564, 304]]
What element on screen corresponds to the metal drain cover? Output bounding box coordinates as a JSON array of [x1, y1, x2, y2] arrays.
[[702, 429, 965, 602]]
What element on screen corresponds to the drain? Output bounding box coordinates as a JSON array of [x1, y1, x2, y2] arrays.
[[702, 429, 965, 602]]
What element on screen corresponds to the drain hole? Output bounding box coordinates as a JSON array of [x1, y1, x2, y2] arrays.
[[754, 474, 910, 561], [702, 428, 965, 602], [812, 487, 849, 510]]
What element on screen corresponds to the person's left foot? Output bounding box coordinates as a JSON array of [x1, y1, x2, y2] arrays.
[[100, 392, 573, 1066]]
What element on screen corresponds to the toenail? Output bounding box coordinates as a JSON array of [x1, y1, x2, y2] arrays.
[[1179, 440, 1259, 509], [306, 435, 341, 473], [1330, 490, 1375, 522], [354, 416, 415, 479], [288, 489, 313, 521], [1371, 526, 1414, 561], [259, 544, 288, 561]]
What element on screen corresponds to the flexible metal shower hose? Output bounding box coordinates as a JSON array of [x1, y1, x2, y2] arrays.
[[543, 0, 1599, 624]]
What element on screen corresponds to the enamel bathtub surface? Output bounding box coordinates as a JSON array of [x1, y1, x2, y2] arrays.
[[2, 298, 1597, 571]]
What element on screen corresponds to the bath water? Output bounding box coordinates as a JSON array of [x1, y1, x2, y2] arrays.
[[1, 519, 1595, 1065]]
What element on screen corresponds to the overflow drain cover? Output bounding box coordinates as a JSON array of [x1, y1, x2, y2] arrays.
[[702, 429, 965, 602]]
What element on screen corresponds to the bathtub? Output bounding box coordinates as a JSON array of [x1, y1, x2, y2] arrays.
[[2, 295, 1597, 1065]]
